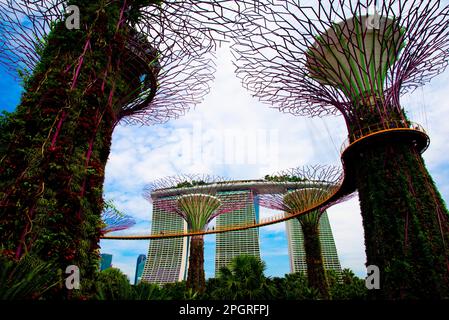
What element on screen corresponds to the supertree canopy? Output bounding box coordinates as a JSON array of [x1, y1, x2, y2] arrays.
[[177, 194, 222, 233], [232, 0, 449, 299], [0, 0, 239, 296], [232, 0, 449, 125], [101, 201, 136, 234], [259, 165, 350, 299], [143, 174, 249, 293]]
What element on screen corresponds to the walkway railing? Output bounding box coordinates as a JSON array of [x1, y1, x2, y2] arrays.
[[340, 121, 428, 154], [102, 121, 428, 241], [101, 185, 342, 240]]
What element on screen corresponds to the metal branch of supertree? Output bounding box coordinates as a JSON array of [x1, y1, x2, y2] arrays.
[[0, 0, 244, 125], [259, 165, 353, 215], [231, 0, 449, 128], [101, 208, 136, 234]]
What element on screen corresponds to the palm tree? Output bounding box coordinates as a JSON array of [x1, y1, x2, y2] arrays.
[[162, 281, 201, 300], [0, 254, 61, 299], [95, 268, 133, 300], [213, 255, 277, 300], [282, 272, 321, 300], [329, 269, 368, 300], [133, 282, 167, 300]]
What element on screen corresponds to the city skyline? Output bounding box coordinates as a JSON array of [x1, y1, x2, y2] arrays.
[[103, 207, 344, 283]]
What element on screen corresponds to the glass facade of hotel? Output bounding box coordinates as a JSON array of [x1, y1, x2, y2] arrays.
[[134, 254, 146, 285], [215, 190, 261, 276], [286, 211, 342, 277], [141, 197, 189, 285]]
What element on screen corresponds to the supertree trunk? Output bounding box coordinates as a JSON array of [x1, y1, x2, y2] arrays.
[[186, 236, 206, 293], [0, 1, 131, 295], [351, 134, 449, 299], [300, 220, 331, 300]]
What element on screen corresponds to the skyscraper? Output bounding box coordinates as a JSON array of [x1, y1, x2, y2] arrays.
[[286, 211, 342, 277], [100, 253, 113, 271], [215, 190, 261, 276], [142, 179, 313, 284], [134, 254, 146, 285], [141, 197, 189, 285]]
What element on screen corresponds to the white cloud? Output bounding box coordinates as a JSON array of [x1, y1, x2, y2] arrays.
[[261, 221, 287, 234], [258, 207, 288, 233]]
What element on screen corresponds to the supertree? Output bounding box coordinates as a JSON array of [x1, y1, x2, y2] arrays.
[[143, 174, 249, 293], [0, 0, 239, 293], [260, 165, 350, 299], [231, 0, 449, 299], [101, 201, 136, 234]]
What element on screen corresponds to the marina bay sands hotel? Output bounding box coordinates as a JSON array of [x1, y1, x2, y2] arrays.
[[141, 180, 341, 284]]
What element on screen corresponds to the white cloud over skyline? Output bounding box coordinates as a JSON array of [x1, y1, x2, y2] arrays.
[[100, 44, 449, 282]]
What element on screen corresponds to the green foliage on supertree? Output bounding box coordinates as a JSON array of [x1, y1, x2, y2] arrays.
[[126, 0, 163, 25], [0, 254, 62, 300], [175, 180, 208, 188], [264, 174, 307, 182], [186, 237, 206, 294], [350, 135, 449, 299]]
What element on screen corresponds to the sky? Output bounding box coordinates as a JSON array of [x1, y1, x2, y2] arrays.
[[2, 26, 449, 284]]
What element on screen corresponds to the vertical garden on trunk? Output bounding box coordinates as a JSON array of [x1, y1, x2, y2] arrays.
[[0, 0, 141, 293], [297, 211, 330, 299], [348, 119, 449, 298]]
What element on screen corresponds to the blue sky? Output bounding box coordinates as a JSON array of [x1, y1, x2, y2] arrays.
[[0, 71, 22, 112], [2, 44, 449, 283]]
